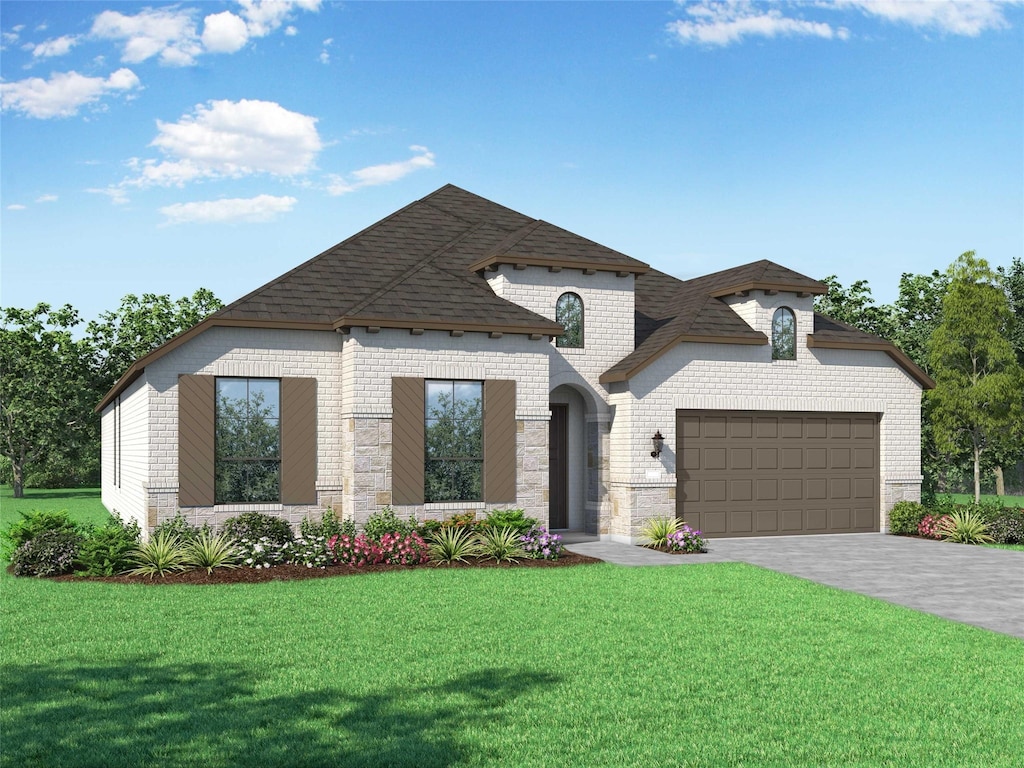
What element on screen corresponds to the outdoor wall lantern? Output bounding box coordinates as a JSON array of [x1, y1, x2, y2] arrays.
[[650, 430, 665, 458]]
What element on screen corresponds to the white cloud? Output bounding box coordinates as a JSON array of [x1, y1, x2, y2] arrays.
[[326, 146, 436, 195], [833, 0, 1014, 36], [160, 194, 297, 224], [285, 25, 298, 36], [0, 67, 141, 119], [95, 99, 322, 201], [668, 1, 847, 46], [7, 204, 27, 210], [201, 11, 249, 53], [3, 30, 22, 45], [319, 50, 330, 64], [238, 0, 322, 38], [35, 194, 58, 203], [30, 34, 79, 58], [86, 186, 130, 205], [92, 7, 202, 66]]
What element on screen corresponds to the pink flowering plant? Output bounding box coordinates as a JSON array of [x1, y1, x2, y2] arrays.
[[377, 531, 430, 565], [519, 525, 562, 560], [327, 532, 429, 567], [917, 514, 944, 539], [665, 524, 707, 554]]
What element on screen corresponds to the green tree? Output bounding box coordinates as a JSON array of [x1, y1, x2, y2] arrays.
[[815, 276, 896, 340], [0, 304, 95, 497], [927, 252, 1024, 502], [87, 289, 223, 389], [997, 256, 1024, 366], [889, 269, 950, 373]]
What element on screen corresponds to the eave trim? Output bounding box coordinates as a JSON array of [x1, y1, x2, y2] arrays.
[[708, 280, 827, 298], [468, 254, 649, 276], [806, 335, 935, 389], [599, 332, 769, 384]]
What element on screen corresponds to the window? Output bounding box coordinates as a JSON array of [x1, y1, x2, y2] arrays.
[[772, 307, 796, 360], [424, 380, 483, 502], [555, 292, 584, 348], [215, 378, 281, 503]]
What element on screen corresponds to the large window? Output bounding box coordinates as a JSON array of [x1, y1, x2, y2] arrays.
[[215, 378, 281, 503], [425, 380, 483, 502], [772, 307, 796, 360], [555, 293, 584, 348]]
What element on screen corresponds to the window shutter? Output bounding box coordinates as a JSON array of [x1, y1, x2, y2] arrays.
[[281, 378, 317, 505], [178, 374, 215, 507], [392, 377, 425, 505], [484, 380, 516, 503]]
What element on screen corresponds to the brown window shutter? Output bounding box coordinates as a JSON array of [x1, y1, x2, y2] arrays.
[[281, 378, 317, 505], [178, 375, 215, 507], [484, 380, 516, 503], [392, 377, 425, 505]]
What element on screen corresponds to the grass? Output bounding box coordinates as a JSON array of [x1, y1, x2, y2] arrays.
[[984, 543, 1024, 552], [3, 489, 1023, 766], [938, 493, 1024, 508]]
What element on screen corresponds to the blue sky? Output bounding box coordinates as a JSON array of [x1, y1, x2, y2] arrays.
[[2, 1, 1021, 324]]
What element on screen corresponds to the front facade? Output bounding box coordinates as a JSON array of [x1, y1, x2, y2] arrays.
[[99, 185, 932, 542]]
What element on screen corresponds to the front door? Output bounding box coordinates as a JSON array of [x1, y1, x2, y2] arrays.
[[549, 404, 568, 529]]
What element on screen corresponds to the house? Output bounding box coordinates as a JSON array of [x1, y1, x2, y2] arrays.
[[98, 185, 933, 542]]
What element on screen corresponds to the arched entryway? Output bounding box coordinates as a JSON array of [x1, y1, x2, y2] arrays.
[[549, 384, 595, 531]]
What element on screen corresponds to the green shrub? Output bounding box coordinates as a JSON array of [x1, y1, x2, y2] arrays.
[[152, 513, 211, 544], [182, 531, 241, 574], [222, 512, 293, 547], [363, 507, 413, 542], [987, 509, 1024, 544], [887, 501, 928, 535], [76, 515, 141, 576], [300, 508, 355, 541], [640, 517, 683, 547], [937, 510, 993, 545], [10, 530, 83, 576], [442, 511, 478, 529], [481, 509, 537, 535], [127, 532, 190, 578], [428, 526, 480, 564], [2, 509, 80, 560], [476, 526, 526, 563]]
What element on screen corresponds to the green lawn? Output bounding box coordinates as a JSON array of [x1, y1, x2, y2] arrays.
[[938, 493, 1024, 508], [0, 486, 110, 531], [2, 489, 1023, 766]]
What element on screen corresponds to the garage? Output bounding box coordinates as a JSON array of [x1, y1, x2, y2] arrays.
[[676, 410, 880, 538]]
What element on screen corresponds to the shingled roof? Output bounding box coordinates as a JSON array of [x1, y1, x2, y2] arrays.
[[97, 185, 930, 411]]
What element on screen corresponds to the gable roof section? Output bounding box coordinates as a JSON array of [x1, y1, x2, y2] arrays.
[[601, 261, 932, 389]]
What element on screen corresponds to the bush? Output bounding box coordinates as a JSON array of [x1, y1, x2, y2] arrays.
[[520, 526, 562, 560], [428, 526, 480, 564], [442, 511, 478, 530], [182, 531, 241, 574], [222, 513, 294, 547], [640, 517, 683, 548], [235, 536, 290, 569], [665, 524, 707, 553], [285, 536, 336, 569], [480, 509, 537, 535], [363, 507, 413, 542], [377, 532, 430, 565], [329, 533, 384, 567], [917, 514, 945, 540], [299, 508, 355, 541], [127, 532, 190, 578], [10, 530, 82, 576], [988, 509, 1024, 544], [76, 515, 141, 576], [476, 526, 526, 563], [152, 513, 211, 544], [937, 510, 993, 545], [2, 509, 80, 560], [887, 501, 928, 535]]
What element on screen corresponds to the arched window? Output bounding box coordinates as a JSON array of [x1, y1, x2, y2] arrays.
[[555, 293, 584, 348], [772, 307, 796, 360]]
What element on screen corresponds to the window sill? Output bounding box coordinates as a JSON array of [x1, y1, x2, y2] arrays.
[[213, 502, 285, 513]]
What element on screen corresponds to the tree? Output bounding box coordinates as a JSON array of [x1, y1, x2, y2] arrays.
[[889, 269, 950, 373], [927, 252, 1024, 502], [814, 276, 896, 341], [998, 256, 1024, 366], [87, 288, 223, 390], [0, 305, 94, 497]]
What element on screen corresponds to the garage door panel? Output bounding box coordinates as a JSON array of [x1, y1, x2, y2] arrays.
[[756, 510, 778, 532], [678, 410, 879, 538], [731, 479, 752, 501]]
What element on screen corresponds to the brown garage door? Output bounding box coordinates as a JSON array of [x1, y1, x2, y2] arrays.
[[676, 410, 879, 538]]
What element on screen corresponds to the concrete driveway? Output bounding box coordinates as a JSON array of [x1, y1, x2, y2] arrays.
[[565, 533, 1024, 639]]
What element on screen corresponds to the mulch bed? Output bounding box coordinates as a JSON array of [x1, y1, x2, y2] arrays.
[[640, 545, 709, 555], [39, 550, 604, 585]]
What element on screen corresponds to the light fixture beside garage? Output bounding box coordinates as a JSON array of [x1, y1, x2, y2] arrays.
[[650, 430, 665, 458]]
